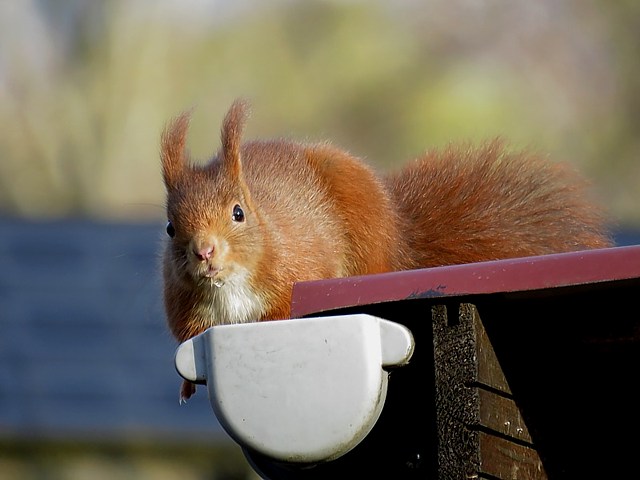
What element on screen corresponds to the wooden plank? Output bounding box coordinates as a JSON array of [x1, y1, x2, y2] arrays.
[[475, 305, 512, 395], [433, 302, 547, 479], [472, 307, 533, 444], [291, 245, 640, 317], [479, 432, 546, 479], [477, 389, 532, 444]]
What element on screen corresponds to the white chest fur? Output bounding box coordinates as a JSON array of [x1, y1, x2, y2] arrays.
[[196, 268, 264, 326]]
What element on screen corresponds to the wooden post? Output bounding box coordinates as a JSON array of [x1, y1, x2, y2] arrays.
[[432, 303, 546, 479]]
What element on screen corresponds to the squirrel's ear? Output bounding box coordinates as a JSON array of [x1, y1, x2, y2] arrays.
[[161, 111, 191, 190], [220, 99, 250, 180]]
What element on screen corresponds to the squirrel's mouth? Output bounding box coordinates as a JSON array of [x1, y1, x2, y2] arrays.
[[203, 265, 222, 278], [192, 263, 225, 287], [206, 267, 225, 288]]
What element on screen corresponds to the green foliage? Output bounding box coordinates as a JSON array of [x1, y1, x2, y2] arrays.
[[0, 1, 638, 226]]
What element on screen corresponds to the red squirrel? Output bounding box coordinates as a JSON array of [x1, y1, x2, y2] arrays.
[[160, 99, 612, 400]]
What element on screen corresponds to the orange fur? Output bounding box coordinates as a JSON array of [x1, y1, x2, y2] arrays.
[[385, 141, 612, 268], [160, 101, 612, 400], [161, 101, 403, 399]]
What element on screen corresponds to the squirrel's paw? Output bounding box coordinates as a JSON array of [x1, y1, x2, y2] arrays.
[[179, 380, 196, 405]]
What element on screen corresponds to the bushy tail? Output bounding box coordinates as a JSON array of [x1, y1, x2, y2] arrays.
[[385, 140, 613, 269]]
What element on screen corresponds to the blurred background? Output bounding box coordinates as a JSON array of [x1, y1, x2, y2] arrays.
[[0, 0, 638, 479]]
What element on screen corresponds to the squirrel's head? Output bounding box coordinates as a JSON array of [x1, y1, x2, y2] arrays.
[[160, 99, 264, 290]]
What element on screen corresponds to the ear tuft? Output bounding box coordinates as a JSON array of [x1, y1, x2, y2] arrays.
[[161, 110, 192, 189], [220, 99, 250, 178]]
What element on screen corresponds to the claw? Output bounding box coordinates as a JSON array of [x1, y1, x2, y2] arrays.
[[179, 380, 196, 404]]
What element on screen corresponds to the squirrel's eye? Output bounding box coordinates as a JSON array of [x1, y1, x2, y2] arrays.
[[166, 221, 176, 238], [232, 204, 245, 223]]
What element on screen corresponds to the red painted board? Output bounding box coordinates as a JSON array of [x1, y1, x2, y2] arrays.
[[290, 245, 640, 318]]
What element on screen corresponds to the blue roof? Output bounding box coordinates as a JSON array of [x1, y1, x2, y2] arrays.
[[0, 218, 226, 442]]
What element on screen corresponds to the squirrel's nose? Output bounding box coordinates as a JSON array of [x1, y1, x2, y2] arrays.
[[194, 244, 214, 261]]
